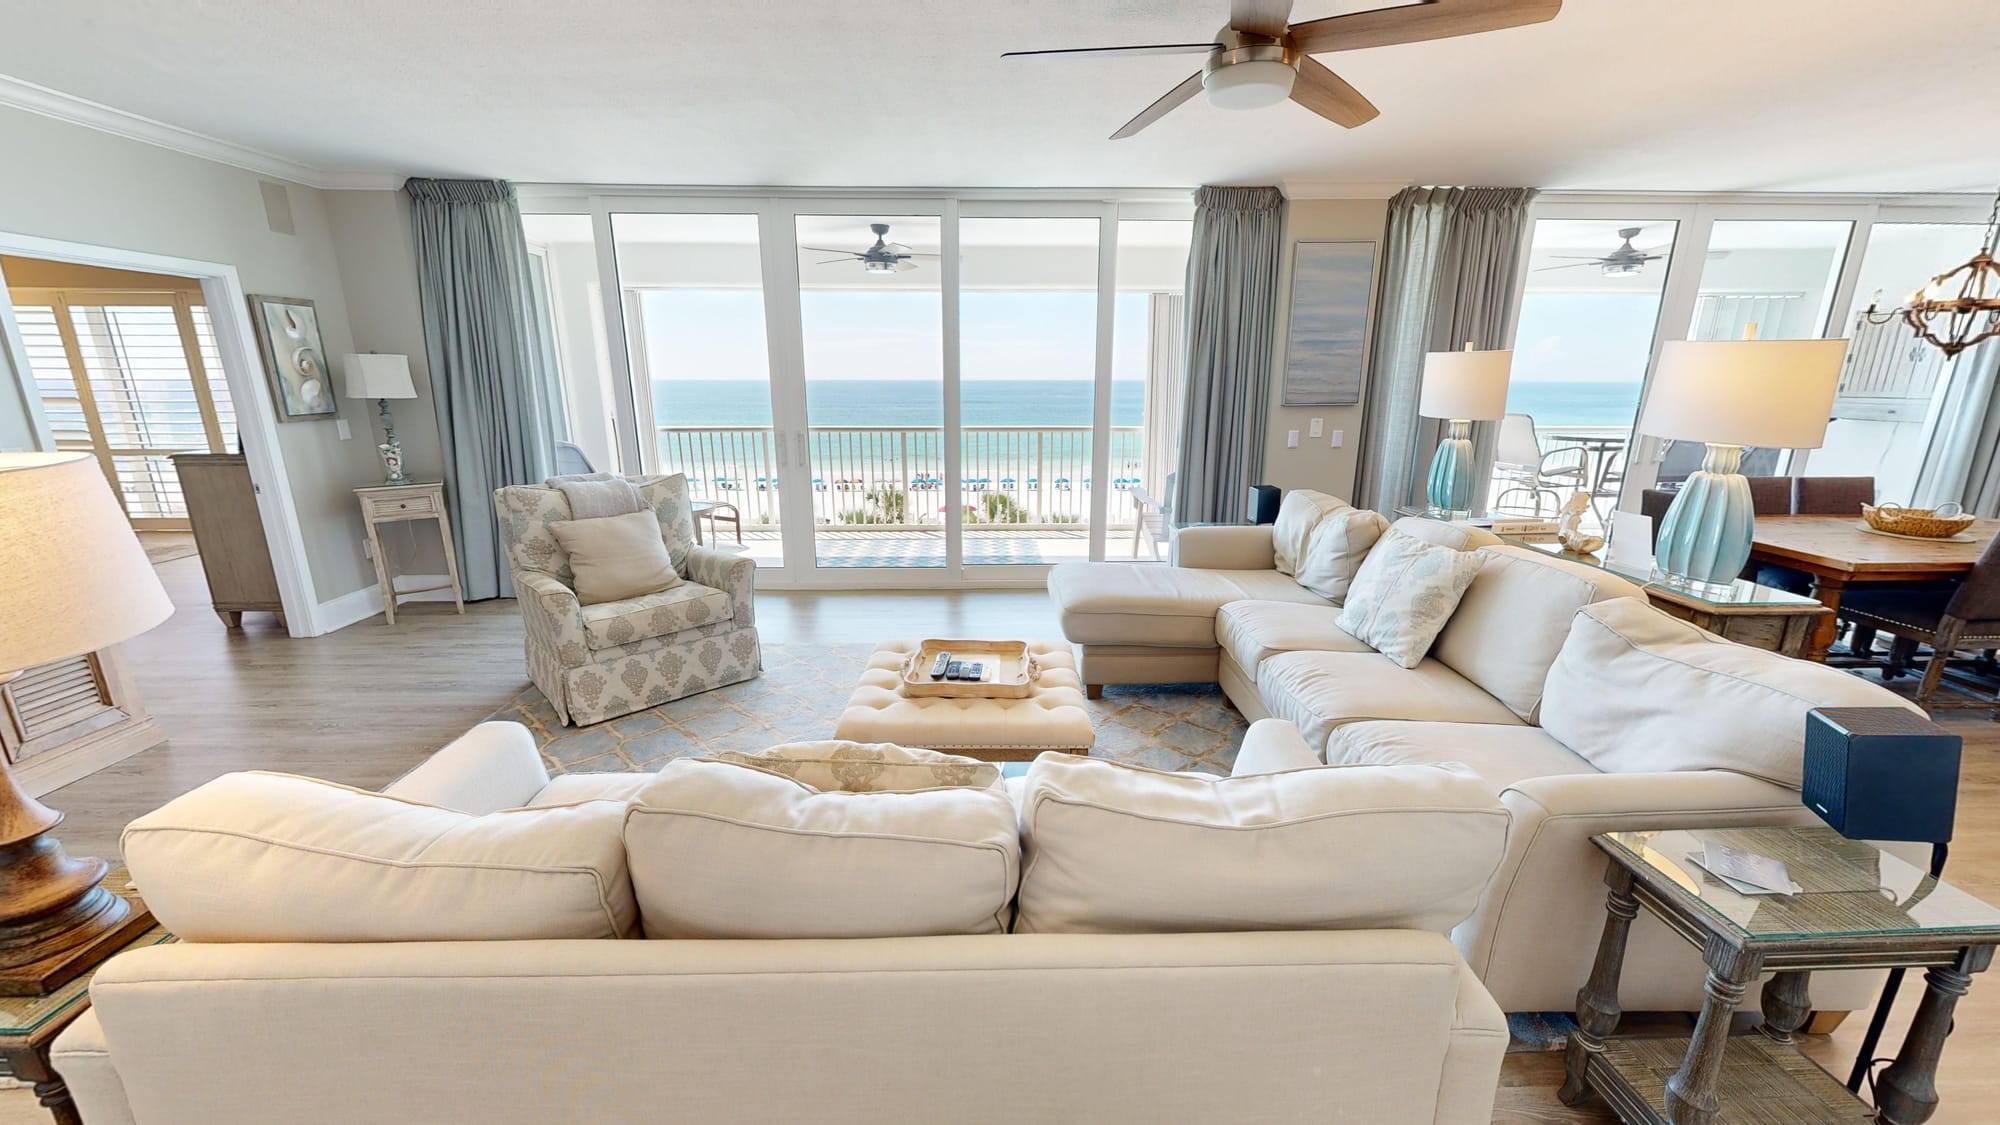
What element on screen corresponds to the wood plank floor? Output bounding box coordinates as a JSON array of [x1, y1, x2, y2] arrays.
[[5, 552, 1998, 1122]]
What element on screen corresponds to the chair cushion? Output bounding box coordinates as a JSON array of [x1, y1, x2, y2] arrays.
[[1049, 563, 1331, 649], [495, 473, 696, 582], [1216, 600, 1373, 680], [1294, 508, 1390, 601], [1839, 587, 2000, 641], [1257, 651, 1524, 752], [1541, 597, 1922, 788], [1271, 489, 1351, 577], [624, 757, 1020, 939], [1433, 546, 1647, 722], [550, 510, 682, 606], [1325, 720, 1600, 793], [578, 582, 732, 650], [123, 773, 638, 942], [1015, 754, 1508, 935], [1337, 528, 1484, 669]]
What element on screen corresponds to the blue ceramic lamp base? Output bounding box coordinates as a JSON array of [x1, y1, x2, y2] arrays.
[[1655, 442, 1754, 588], [1425, 420, 1475, 514]]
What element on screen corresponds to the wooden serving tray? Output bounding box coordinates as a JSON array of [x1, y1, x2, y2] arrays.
[[899, 639, 1039, 699]]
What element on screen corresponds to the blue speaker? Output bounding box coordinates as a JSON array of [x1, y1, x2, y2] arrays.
[[1803, 707, 1959, 844]]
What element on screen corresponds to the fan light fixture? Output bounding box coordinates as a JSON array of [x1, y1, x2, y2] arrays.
[[863, 258, 897, 274], [1202, 45, 1297, 110], [1601, 260, 1643, 278], [1905, 186, 2000, 358]]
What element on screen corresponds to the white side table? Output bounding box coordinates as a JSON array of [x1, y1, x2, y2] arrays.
[[354, 482, 465, 625]]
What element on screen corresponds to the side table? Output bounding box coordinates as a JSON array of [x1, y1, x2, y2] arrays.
[[0, 868, 169, 1125], [355, 482, 466, 625], [1561, 826, 2000, 1124]]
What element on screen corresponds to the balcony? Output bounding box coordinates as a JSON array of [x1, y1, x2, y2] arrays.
[[661, 424, 1159, 567]]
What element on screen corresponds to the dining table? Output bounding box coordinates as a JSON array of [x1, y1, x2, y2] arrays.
[[1746, 513, 2000, 660]]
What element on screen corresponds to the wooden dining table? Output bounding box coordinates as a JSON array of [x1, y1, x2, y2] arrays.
[[1747, 514, 2000, 660]]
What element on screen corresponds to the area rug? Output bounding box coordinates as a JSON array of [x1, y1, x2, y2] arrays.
[[485, 643, 1248, 777]]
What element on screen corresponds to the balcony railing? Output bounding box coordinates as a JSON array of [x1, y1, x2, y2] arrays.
[[658, 425, 1147, 528]]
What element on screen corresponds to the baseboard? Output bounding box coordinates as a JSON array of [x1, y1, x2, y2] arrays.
[[15, 714, 167, 799], [315, 575, 459, 633]]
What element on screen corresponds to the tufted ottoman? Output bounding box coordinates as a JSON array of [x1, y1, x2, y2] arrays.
[[832, 640, 1095, 761]]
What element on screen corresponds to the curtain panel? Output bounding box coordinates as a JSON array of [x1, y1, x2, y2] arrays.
[[1174, 186, 1285, 524], [407, 178, 557, 600], [1353, 186, 1535, 515], [1142, 291, 1187, 510]]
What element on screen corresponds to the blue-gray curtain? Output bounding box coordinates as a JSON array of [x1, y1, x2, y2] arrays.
[[1352, 187, 1536, 515], [1174, 185, 1286, 524], [407, 178, 557, 600]]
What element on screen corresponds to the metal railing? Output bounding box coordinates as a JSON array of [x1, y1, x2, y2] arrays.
[[657, 425, 1147, 529]]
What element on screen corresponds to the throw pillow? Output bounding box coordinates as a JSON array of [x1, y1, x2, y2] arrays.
[[549, 509, 681, 606], [715, 740, 1002, 792], [1293, 507, 1389, 601], [1270, 490, 1351, 577], [1336, 527, 1484, 668]]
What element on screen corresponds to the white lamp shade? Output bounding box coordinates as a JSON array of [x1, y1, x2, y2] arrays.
[[1639, 339, 1847, 449], [1418, 349, 1512, 421], [342, 354, 416, 400], [0, 453, 174, 673]]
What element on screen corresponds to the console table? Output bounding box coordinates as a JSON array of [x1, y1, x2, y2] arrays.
[[1562, 826, 2000, 1124], [354, 482, 465, 626]]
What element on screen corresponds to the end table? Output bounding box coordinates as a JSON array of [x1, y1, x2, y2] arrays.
[[355, 482, 466, 625], [1560, 826, 2000, 1124], [0, 868, 168, 1124]]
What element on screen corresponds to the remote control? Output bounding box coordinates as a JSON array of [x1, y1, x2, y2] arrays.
[[965, 661, 984, 681], [928, 651, 952, 680], [944, 661, 965, 681]]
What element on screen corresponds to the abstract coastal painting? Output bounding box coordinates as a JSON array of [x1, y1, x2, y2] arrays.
[[1281, 241, 1378, 406], [247, 294, 337, 421]]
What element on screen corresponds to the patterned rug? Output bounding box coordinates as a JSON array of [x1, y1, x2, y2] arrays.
[[485, 643, 1248, 777]]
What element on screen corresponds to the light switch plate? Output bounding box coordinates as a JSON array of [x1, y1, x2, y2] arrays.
[[335, 419, 352, 440], [1308, 418, 1324, 438], [1330, 429, 1345, 448], [1286, 429, 1300, 448]]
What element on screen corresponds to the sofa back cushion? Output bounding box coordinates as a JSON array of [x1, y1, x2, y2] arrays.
[[1541, 597, 1922, 788], [625, 757, 1020, 938], [1271, 490, 1351, 577], [1434, 546, 1647, 722], [1336, 527, 1485, 668], [1294, 508, 1390, 602], [123, 773, 637, 942], [1386, 515, 1502, 552], [1015, 755, 1508, 935]]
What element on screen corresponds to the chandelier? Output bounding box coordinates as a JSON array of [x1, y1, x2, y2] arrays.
[[1905, 186, 2000, 357]]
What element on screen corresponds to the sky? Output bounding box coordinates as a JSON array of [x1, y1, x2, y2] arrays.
[[1510, 293, 1664, 383], [642, 290, 1154, 382]]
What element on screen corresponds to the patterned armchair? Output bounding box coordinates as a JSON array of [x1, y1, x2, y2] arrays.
[[493, 474, 761, 726]]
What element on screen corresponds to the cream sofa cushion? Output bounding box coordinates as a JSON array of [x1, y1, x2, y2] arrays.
[[1271, 490, 1351, 577], [549, 509, 682, 606], [122, 772, 637, 942], [625, 757, 1020, 938], [1541, 597, 1921, 788], [1015, 755, 1508, 935], [1049, 562, 1332, 649], [1216, 601, 1372, 680], [1337, 528, 1484, 668], [1325, 720, 1600, 792], [717, 740, 1002, 792], [1433, 546, 1647, 721], [1257, 651, 1525, 752], [1294, 508, 1390, 601]]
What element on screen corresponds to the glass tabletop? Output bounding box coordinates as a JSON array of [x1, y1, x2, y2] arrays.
[[1599, 826, 2000, 943]]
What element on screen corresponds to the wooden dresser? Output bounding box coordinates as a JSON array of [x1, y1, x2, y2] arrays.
[[171, 453, 285, 629]]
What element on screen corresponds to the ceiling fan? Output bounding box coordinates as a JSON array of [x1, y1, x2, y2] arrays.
[[1536, 228, 1670, 277], [802, 223, 940, 274], [1003, 0, 1561, 139]]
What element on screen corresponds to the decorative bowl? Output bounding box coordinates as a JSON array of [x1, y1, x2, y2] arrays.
[[1862, 502, 1975, 539]]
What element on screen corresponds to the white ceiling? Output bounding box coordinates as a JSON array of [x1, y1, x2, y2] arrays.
[[3, 0, 1998, 193]]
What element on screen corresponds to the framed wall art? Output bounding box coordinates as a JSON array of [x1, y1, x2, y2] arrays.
[[1281, 240, 1378, 406], [247, 294, 336, 421]]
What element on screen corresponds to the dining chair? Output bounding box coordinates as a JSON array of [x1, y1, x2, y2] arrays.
[[1490, 413, 1583, 517], [1641, 478, 1792, 550], [1837, 533, 2000, 712], [1794, 476, 1876, 515]]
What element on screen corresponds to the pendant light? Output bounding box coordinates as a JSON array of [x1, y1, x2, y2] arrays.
[[1904, 186, 2000, 357]]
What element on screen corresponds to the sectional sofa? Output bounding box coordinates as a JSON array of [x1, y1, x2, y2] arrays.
[[1050, 495, 1922, 1014], [57, 723, 1512, 1125]]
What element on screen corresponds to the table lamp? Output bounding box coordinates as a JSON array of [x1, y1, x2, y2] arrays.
[[1418, 343, 1512, 514], [343, 353, 418, 486], [0, 453, 173, 991], [1639, 337, 1846, 588]]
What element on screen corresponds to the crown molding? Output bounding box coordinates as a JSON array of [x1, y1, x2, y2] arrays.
[[1281, 178, 1410, 200], [0, 73, 404, 191]]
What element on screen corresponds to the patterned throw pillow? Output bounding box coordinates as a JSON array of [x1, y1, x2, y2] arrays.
[[715, 741, 1001, 792], [1337, 528, 1485, 668]]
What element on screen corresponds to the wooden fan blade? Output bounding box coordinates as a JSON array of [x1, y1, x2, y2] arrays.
[[800, 246, 858, 255], [1290, 0, 1561, 54], [1110, 71, 1205, 139], [1003, 43, 1222, 59], [1534, 262, 1595, 272], [1231, 0, 1294, 39], [814, 257, 853, 265], [1289, 57, 1379, 128]]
